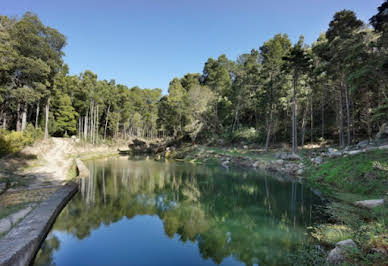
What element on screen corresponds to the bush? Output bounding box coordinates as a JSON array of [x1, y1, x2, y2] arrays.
[[229, 127, 262, 143], [0, 125, 43, 155]]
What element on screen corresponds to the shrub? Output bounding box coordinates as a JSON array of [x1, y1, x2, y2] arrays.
[[0, 125, 43, 155], [229, 127, 261, 143]]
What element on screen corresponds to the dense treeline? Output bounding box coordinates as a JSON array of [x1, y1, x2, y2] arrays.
[[1, 2, 387, 151], [159, 4, 388, 151]]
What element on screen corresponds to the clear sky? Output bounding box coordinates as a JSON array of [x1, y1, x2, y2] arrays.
[[2, 0, 384, 92]]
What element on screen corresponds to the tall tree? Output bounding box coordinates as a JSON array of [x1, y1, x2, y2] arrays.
[[260, 34, 291, 151], [326, 10, 363, 146], [283, 36, 311, 153]]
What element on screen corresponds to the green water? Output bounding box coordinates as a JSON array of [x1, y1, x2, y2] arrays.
[[34, 156, 324, 265]]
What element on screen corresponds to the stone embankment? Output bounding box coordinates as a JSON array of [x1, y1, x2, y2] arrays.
[[0, 139, 91, 266], [0, 182, 78, 266]]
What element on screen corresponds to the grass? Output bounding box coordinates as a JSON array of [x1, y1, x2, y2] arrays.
[[306, 149, 388, 196], [304, 149, 388, 264], [0, 202, 29, 220]]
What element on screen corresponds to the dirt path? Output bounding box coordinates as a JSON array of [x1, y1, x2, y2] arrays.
[[25, 138, 75, 189]]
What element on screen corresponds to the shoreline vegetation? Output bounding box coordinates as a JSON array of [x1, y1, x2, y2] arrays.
[[0, 1, 388, 265]]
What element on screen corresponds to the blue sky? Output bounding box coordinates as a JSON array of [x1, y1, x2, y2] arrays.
[[2, 0, 384, 93]]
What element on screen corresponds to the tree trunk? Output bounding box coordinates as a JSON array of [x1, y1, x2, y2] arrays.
[[1, 107, 7, 129], [21, 103, 27, 132], [344, 83, 351, 146], [265, 108, 273, 152], [321, 86, 325, 139], [16, 103, 21, 132], [301, 105, 307, 149], [366, 91, 372, 139], [95, 105, 99, 144], [35, 103, 40, 129], [339, 86, 345, 148], [79, 116, 82, 139], [265, 74, 274, 152], [292, 71, 298, 154], [310, 95, 313, 144], [84, 113, 88, 141], [104, 104, 110, 140], [44, 97, 50, 139]]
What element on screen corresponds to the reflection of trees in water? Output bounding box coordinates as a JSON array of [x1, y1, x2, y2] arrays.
[[34, 234, 60, 266], [36, 158, 323, 265]]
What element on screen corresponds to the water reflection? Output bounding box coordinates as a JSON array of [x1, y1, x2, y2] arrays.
[[35, 157, 324, 265]]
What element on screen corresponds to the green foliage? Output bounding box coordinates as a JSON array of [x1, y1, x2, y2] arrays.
[[1, 4, 387, 147], [307, 150, 388, 195], [52, 94, 77, 136], [0, 125, 42, 155], [311, 224, 353, 245], [228, 127, 261, 143]]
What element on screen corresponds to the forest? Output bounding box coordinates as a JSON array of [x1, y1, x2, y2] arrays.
[[0, 1, 387, 152]]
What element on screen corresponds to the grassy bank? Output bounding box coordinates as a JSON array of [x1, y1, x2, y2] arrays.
[[304, 149, 388, 265]]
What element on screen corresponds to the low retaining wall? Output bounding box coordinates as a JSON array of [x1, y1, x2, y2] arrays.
[[0, 182, 78, 266], [0, 159, 90, 266], [75, 158, 90, 178]]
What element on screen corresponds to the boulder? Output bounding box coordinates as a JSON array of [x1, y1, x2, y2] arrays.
[[128, 138, 149, 154], [357, 139, 370, 148], [327, 239, 358, 265], [0, 182, 6, 194], [346, 150, 363, 156], [354, 199, 384, 209], [274, 159, 284, 165], [327, 148, 342, 158], [376, 123, 388, 140], [221, 161, 229, 168], [277, 152, 301, 161], [311, 156, 323, 164]]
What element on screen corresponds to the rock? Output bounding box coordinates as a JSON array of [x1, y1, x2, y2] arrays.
[[357, 139, 370, 148], [311, 156, 323, 164], [274, 159, 284, 165], [354, 199, 384, 209], [328, 148, 338, 153], [0, 182, 6, 193], [277, 152, 301, 161], [221, 160, 230, 168], [76, 159, 89, 178], [0, 219, 11, 235], [346, 150, 363, 156], [369, 247, 388, 256], [378, 144, 388, 150], [376, 123, 388, 139], [327, 148, 342, 158], [296, 169, 304, 175], [128, 138, 149, 154], [327, 239, 358, 265], [283, 163, 299, 174], [243, 145, 248, 149]]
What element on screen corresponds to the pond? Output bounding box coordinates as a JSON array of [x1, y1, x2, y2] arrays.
[[34, 156, 325, 265]]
